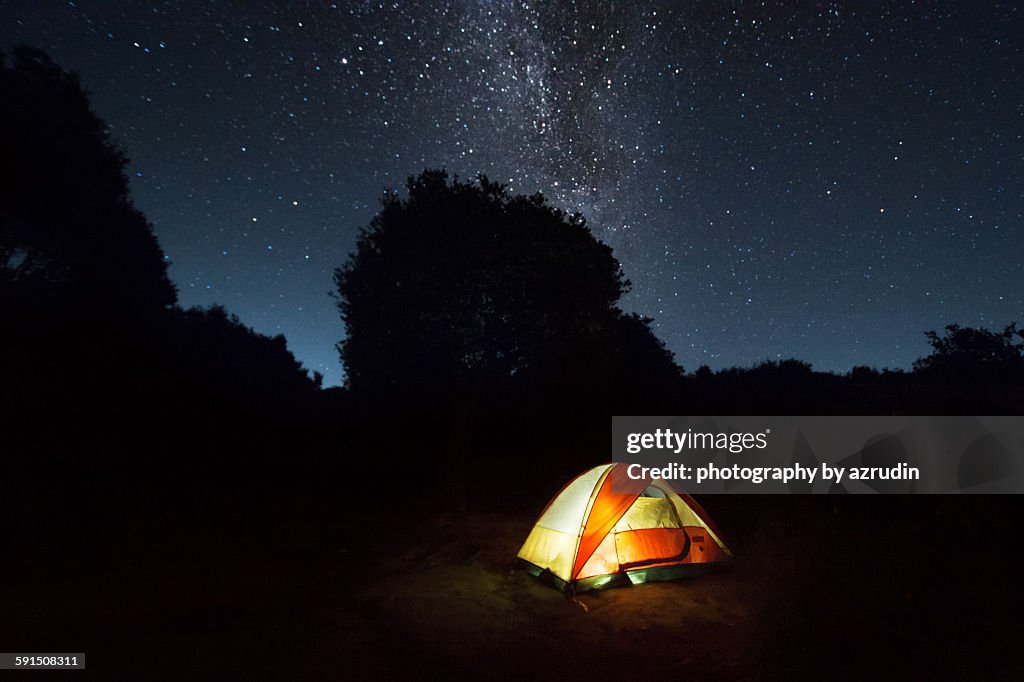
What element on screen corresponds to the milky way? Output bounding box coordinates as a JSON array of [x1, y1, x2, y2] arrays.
[[3, 1, 1021, 386]]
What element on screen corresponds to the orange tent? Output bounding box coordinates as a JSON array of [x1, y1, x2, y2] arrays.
[[517, 463, 732, 591]]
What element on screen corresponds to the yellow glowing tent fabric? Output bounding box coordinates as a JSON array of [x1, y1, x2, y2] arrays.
[[517, 463, 733, 591]]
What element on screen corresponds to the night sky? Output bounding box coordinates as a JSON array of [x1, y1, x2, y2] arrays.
[[3, 1, 1021, 386]]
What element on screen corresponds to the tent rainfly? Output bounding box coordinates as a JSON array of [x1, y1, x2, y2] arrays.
[[517, 462, 733, 592]]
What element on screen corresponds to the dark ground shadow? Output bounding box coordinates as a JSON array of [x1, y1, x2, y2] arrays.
[[1, 492, 1019, 680]]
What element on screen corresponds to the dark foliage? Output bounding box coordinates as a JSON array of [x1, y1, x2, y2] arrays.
[[164, 304, 320, 398], [0, 47, 176, 315], [335, 170, 680, 397], [684, 330, 1024, 415], [913, 323, 1024, 383], [0, 48, 316, 413], [0, 50, 319, 512]]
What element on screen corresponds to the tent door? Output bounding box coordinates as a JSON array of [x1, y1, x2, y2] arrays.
[[614, 501, 691, 570]]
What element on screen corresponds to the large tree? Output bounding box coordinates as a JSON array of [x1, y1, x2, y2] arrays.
[[1, 49, 318, 410], [335, 170, 678, 394], [0, 47, 176, 315]]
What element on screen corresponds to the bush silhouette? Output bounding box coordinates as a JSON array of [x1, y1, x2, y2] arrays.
[[913, 323, 1024, 384], [161, 304, 318, 400]]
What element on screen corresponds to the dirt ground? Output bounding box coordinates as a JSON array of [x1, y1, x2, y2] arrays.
[[2, 495, 1020, 680]]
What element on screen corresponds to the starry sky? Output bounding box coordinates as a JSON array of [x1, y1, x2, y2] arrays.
[[3, 1, 1021, 386]]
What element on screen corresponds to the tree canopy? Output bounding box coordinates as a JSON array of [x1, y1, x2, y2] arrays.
[[0, 47, 176, 316], [913, 323, 1024, 381], [335, 170, 679, 394], [1, 49, 318, 408]]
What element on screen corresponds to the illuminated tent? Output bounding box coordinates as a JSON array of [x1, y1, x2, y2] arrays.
[[517, 462, 733, 592]]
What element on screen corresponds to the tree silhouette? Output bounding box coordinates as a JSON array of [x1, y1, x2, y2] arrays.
[[913, 323, 1024, 382], [335, 170, 677, 394], [163, 304, 319, 398], [0, 47, 176, 317], [1, 49, 318, 419]]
